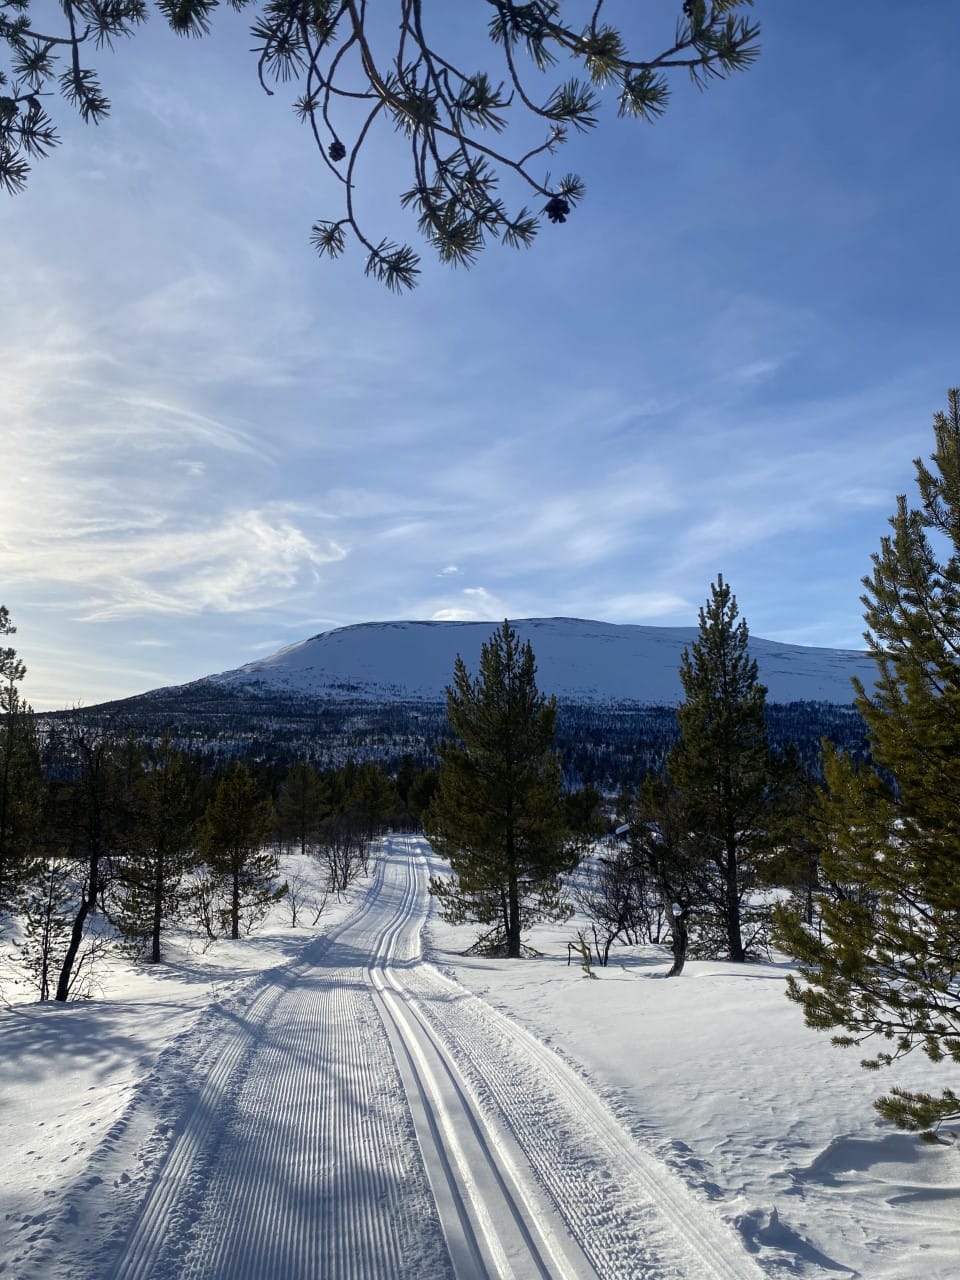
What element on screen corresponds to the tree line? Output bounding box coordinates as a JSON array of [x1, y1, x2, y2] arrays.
[[39, 679, 870, 799], [0, 653, 433, 1001]]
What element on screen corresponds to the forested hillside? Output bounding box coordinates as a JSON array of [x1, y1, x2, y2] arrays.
[[40, 684, 868, 792]]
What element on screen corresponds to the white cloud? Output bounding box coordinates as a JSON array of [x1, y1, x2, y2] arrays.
[[430, 587, 512, 622], [727, 359, 784, 384], [4, 506, 345, 620], [599, 592, 693, 622], [111, 395, 264, 456]]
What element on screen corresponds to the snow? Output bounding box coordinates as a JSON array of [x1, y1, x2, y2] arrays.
[[2, 838, 957, 1279], [428, 892, 960, 1279], [0, 854, 354, 1274], [202, 618, 877, 707]]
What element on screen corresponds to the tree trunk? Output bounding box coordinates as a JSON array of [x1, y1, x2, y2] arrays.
[[55, 892, 90, 1002], [666, 900, 690, 977], [150, 850, 164, 964], [506, 874, 521, 958], [725, 838, 744, 962], [231, 863, 241, 940], [39, 902, 53, 1002], [0, 720, 11, 905]]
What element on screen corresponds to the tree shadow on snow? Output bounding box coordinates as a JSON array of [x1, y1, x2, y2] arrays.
[[735, 1206, 857, 1275]]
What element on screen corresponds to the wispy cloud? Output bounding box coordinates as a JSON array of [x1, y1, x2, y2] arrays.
[[430, 587, 513, 622], [14, 509, 345, 621], [111, 395, 263, 456], [598, 592, 694, 622]]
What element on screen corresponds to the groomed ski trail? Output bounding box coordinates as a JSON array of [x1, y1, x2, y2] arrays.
[[28, 837, 766, 1280], [89, 846, 453, 1280], [372, 839, 766, 1280]]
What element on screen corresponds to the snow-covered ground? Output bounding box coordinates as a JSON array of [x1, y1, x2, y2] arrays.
[[429, 903, 960, 1278], [2, 837, 957, 1279]]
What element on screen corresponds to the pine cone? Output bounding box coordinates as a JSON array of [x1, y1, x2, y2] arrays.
[[544, 195, 570, 225], [328, 139, 346, 162]]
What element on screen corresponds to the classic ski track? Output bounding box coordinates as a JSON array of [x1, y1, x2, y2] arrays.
[[381, 841, 768, 1280], [364, 842, 588, 1280], [97, 859, 451, 1280]]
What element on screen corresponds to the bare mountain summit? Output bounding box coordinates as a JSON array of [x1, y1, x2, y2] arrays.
[[204, 617, 874, 707]]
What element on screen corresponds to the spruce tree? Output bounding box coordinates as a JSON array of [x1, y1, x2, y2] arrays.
[[199, 763, 283, 940], [425, 620, 574, 958], [15, 859, 75, 1001], [630, 771, 699, 973], [351, 761, 400, 842], [657, 575, 785, 962], [777, 389, 960, 1134]]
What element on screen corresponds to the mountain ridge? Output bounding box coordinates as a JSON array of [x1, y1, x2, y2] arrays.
[[198, 616, 874, 708], [44, 618, 872, 787]]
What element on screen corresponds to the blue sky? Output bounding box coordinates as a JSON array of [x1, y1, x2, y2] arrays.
[[2, 1, 958, 710]]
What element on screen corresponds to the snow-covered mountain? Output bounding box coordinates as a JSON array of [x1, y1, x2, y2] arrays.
[[204, 618, 874, 706]]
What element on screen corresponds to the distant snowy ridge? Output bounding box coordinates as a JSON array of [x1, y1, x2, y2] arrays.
[[203, 617, 874, 707]]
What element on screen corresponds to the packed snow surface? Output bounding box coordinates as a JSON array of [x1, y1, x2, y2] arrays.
[[204, 618, 876, 705], [3, 839, 957, 1279]]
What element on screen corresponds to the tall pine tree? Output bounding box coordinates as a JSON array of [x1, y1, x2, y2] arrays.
[[425, 620, 575, 958], [655, 575, 786, 962], [778, 389, 960, 1134]]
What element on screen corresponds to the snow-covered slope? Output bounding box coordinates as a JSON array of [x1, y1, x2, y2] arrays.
[[4, 839, 957, 1280], [205, 618, 874, 706]]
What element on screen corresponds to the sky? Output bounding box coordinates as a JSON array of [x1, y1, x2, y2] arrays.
[[2, 0, 959, 711]]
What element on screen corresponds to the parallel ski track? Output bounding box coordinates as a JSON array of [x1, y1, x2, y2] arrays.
[[377, 841, 769, 1280], [363, 842, 590, 1280]]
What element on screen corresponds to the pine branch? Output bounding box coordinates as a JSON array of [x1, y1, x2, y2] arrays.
[[1, 0, 761, 286]]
